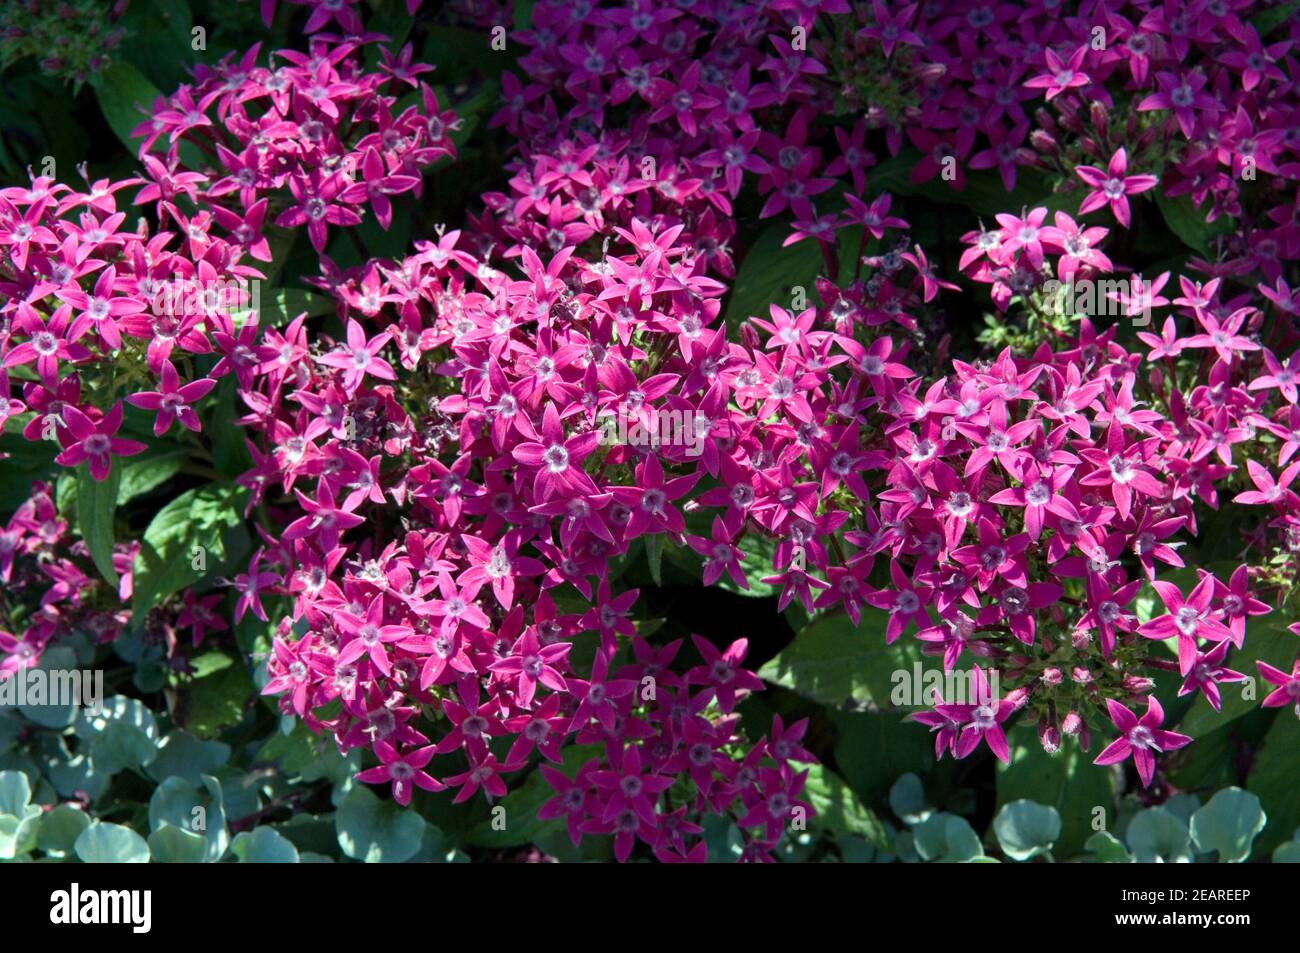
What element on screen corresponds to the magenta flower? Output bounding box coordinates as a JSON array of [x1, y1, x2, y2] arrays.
[[866, 562, 933, 643], [934, 666, 1017, 763], [510, 402, 601, 500], [1233, 460, 1300, 508], [230, 552, 279, 624], [488, 627, 571, 707], [1138, 574, 1233, 676], [1178, 641, 1247, 712], [1093, 696, 1191, 787], [686, 516, 748, 589], [3, 304, 90, 385], [1248, 348, 1300, 404], [994, 207, 1050, 269], [609, 455, 699, 539], [457, 531, 544, 611], [316, 319, 396, 394], [125, 361, 216, 436], [684, 635, 763, 713], [284, 484, 365, 553], [356, 741, 443, 806], [593, 744, 672, 829], [444, 750, 514, 804], [1256, 659, 1300, 717], [55, 265, 146, 351], [1022, 46, 1090, 100], [54, 401, 146, 481], [275, 171, 361, 252], [336, 594, 413, 678], [537, 762, 598, 847], [1074, 148, 1158, 228]]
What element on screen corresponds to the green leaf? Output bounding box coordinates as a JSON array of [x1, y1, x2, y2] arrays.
[[803, 764, 890, 851], [1085, 831, 1133, 863], [995, 725, 1116, 857], [724, 219, 826, 330], [0, 426, 59, 504], [146, 731, 231, 785], [91, 62, 163, 154], [1247, 710, 1300, 855], [644, 533, 663, 586], [0, 770, 41, 859], [1155, 192, 1234, 257], [148, 822, 207, 863], [888, 772, 932, 825], [76, 463, 120, 585], [1253, 1, 1300, 36], [237, 287, 335, 329], [513, 0, 535, 31], [758, 608, 940, 707], [75, 823, 151, 863], [1125, 807, 1192, 863], [701, 813, 745, 862], [75, 695, 159, 776], [911, 812, 984, 862], [148, 775, 228, 862], [1189, 787, 1266, 863], [0, 770, 35, 819], [1274, 838, 1300, 863], [833, 710, 935, 804], [336, 786, 427, 863], [17, 646, 81, 729], [993, 800, 1061, 861], [131, 483, 249, 618], [1179, 616, 1296, 737], [117, 447, 186, 505], [174, 652, 253, 739], [37, 804, 91, 857], [232, 827, 301, 863]]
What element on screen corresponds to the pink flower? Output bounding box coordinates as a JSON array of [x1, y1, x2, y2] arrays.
[[488, 627, 571, 707], [316, 319, 396, 394], [1138, 574, 1233, 676], [1093, 696, 1192, 787], [934, 666, 1018, 763], [1256, 659, 1300, 717], [54, 401, 146, 481], [1022, 45, 1090, 100], [356, 741, 443, 806], [1074, 148, 1158, 228], [125, 361, 216, 435]]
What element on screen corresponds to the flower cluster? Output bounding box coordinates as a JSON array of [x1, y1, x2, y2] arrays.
[[3, 0, 1300, 862]]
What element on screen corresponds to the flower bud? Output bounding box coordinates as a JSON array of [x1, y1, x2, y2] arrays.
[[1061, 710, 1084, 735], [1147, 366, 1164, 395], [1039, 719, 1061, 754], [1041, 666, 1063, 686], [1123, 675, 1156, 695], [1071, 666, 1092, 685], [1089, 101, 1109, 137], [1004, 686, 1030, 710]]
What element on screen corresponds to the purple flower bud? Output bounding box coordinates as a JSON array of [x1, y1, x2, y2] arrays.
[[1089, 101, 1108, 137], [1061, 711, 1084, 735], [1039, 719, 1061, 754], [1004, 686, 1030, 710]]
